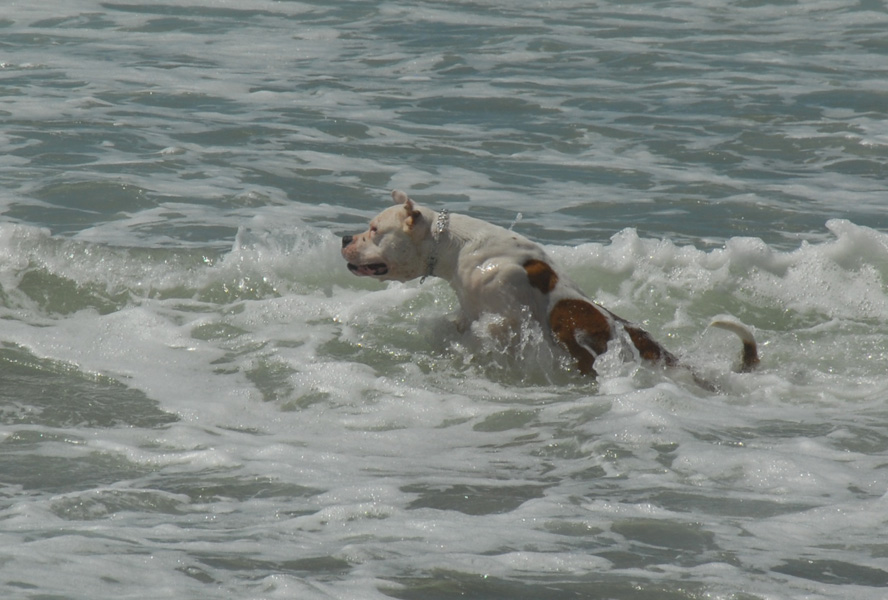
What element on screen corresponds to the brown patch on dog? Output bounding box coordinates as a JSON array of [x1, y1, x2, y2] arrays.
[[621, 322, 679, 366], [549, 299, 612, 374], [524, 259, 558, 294], [550, 299, 680, 375], [740, 341, 759, 372]]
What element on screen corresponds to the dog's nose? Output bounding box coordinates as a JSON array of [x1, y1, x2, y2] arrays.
[[341, 235, 353, 249]]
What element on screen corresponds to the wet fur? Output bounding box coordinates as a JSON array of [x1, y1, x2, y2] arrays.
[[342, 190, 758, 380]]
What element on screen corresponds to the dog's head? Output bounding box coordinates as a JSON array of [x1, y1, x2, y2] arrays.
[[341, 190, 437, 282]]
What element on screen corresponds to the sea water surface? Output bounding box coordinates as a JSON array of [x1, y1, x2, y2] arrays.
[[2, 1, 888, 598]]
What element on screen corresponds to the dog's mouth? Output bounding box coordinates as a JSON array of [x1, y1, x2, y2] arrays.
[[347, 262, 389, 277]]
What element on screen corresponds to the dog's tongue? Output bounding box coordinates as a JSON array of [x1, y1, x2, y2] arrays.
[[348, 263, 388, 277]]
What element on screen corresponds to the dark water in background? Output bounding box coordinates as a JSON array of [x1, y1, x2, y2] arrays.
[[2, 1, 888, 598]]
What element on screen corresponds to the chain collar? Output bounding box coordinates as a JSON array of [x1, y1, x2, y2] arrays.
[[421, 209, 449, 284]]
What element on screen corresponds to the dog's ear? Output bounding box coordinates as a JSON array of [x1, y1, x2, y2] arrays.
[[404, 202, 423, 230], [391, 189, 410, 205], [392, 190, 423, 230]]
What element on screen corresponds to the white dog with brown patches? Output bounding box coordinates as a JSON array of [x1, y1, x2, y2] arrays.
[[342, 190, 758, 378]]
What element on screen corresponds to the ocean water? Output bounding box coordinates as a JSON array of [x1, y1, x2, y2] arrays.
[[2, 1, 888, 598]]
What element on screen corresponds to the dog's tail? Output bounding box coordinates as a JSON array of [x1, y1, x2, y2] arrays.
[[709, 318, 759, 372]]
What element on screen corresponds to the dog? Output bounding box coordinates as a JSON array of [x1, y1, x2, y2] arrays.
[[341, 190, 758, 379]]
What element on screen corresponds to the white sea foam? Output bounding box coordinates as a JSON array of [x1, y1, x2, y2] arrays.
[[2, 0, 888, 598]]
